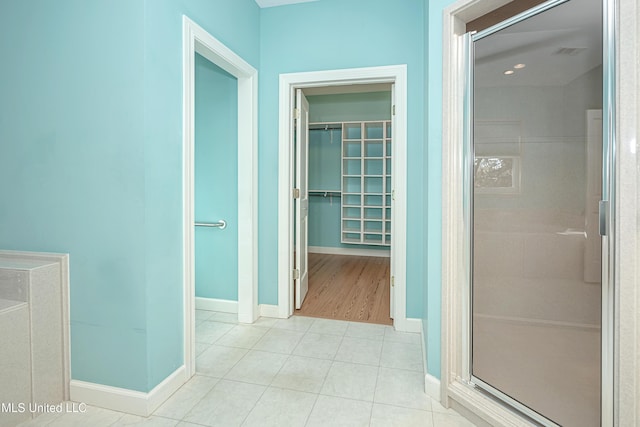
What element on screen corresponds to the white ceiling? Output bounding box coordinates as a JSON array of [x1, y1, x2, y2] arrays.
[[474, 0, 602, 87], [255, 0, 317, 8]]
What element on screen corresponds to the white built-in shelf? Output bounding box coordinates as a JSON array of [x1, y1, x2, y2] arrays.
[[340, 121, 392, 246]]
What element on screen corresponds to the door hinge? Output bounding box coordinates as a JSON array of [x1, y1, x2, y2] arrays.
[[294, 108, 300, 120], [391, 276, 395, 287], [392, 105, 396, 116], [293, 269, 300, 280], [391, 189, 395, 201], [293, 188, 300, 199]]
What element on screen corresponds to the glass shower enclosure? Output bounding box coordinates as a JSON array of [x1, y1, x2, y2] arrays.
[[467, 0, 605, 425]]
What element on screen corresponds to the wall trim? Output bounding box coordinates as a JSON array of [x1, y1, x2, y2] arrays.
[[258, 304, 282, 318], [400, 317, 422, 333], [614, 0, 640, 425], [183, 16, 258, 378], [277, 65, 408, 326], [419, 319, 440, 400], [195, 297, 238, 313], [69, 366, 187, 417], [308, 245, 390, 258], [425, 374, 441, 401]]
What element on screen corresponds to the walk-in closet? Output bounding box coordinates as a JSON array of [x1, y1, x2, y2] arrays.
[[294, 85, 394, 325]]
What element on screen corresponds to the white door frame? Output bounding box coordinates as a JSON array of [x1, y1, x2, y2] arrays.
[[182, 16, 258, 378], [277, 65, 411, 331], [440, 0, 633, 426]]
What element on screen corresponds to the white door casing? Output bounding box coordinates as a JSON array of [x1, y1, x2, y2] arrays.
[[295, 89, 310, 309], [277, 65, 411, 332]]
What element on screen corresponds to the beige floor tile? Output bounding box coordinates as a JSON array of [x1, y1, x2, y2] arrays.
[[334, 336, 383, 366], [153, 375, 219, 420], [306, 395, 372, 427], [182, 380, 265, 427], [271, 355, 332, 393], [370, 403, 433, 427], [320, 361, 378, 401], [292, 332, 342, 360], [224, 350, 288, 385], [374, 368, 431, 410], [241, 387, 317, 427]]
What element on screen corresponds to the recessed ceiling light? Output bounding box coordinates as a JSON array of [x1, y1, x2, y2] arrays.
[[514, 63, 526, 69], [504, 70, 515, 75]]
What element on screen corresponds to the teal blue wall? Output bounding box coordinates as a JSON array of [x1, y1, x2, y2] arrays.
[[307, 92, 391, 251], [0, 0, 441, 391], [194, 54, 239, 301], [142, 0, 259, 390], [259, 0, 425, 318], [0, 0, 259, 392], [0, 0, 148, 391]]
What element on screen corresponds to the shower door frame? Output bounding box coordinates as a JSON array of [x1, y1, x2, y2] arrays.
[[440, 0, 617, 426]]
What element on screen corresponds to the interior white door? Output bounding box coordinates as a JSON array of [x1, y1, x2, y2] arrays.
[[295, 89, 310, 309], [389, 83, 396, 319]]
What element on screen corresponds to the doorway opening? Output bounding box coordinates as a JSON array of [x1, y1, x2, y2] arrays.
[[293, 85, 394, 325], [182, 16, 258, 378], [277, 66, 413, 332]]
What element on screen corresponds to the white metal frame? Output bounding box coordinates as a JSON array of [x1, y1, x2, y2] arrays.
[[277, 65, 410, 330], [441, 0, 620, 426], [182, 16, 258, 378]]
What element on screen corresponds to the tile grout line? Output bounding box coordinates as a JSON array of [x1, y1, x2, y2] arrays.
[[303, 317, 343, 427]]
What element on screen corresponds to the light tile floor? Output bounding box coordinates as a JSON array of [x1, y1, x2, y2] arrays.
[[17, 311, 476, 427]]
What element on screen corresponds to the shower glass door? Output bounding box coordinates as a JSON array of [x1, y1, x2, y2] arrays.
[[470, 1, 603, 425]]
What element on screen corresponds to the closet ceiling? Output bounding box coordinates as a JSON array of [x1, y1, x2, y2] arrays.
[[255, 0, 318, 8], [303, 83, 392, 96]]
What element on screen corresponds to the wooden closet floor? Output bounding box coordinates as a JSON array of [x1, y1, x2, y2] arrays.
[[295, 253, 392, 325]]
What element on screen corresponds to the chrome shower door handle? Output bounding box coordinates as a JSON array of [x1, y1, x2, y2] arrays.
[[599, 200, 608, 236]]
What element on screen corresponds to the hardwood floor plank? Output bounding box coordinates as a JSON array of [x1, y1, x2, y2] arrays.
[[295, 253, 392, 325]]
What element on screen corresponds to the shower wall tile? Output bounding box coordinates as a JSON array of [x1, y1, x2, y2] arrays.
[[473, 232, 524, 278], [522, 233, 584, 280]]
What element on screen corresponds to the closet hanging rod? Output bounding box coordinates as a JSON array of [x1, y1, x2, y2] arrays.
[[309, 190, 342, 197], [309, 125, 342, 131]]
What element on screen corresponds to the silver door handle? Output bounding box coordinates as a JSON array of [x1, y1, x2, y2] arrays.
[[195, 220, 227, 230], [599, 201, 608, 236]]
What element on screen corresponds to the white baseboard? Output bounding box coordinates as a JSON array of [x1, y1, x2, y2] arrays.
[[425, 373, 441, 401], [395, 317, 422, 333], [70, 365, 187, 416], [308, 246, 390, 258], [259, 304, 281, 318], [418, 319, 441, 401], [420, 319, 428, 379], [195, 297, 238, 313]]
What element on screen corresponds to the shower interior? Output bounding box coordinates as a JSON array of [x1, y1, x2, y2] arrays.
[[470, 1, 603, 425]]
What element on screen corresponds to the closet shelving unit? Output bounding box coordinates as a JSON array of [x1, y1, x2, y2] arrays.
[[341, 121, 392, 246]]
